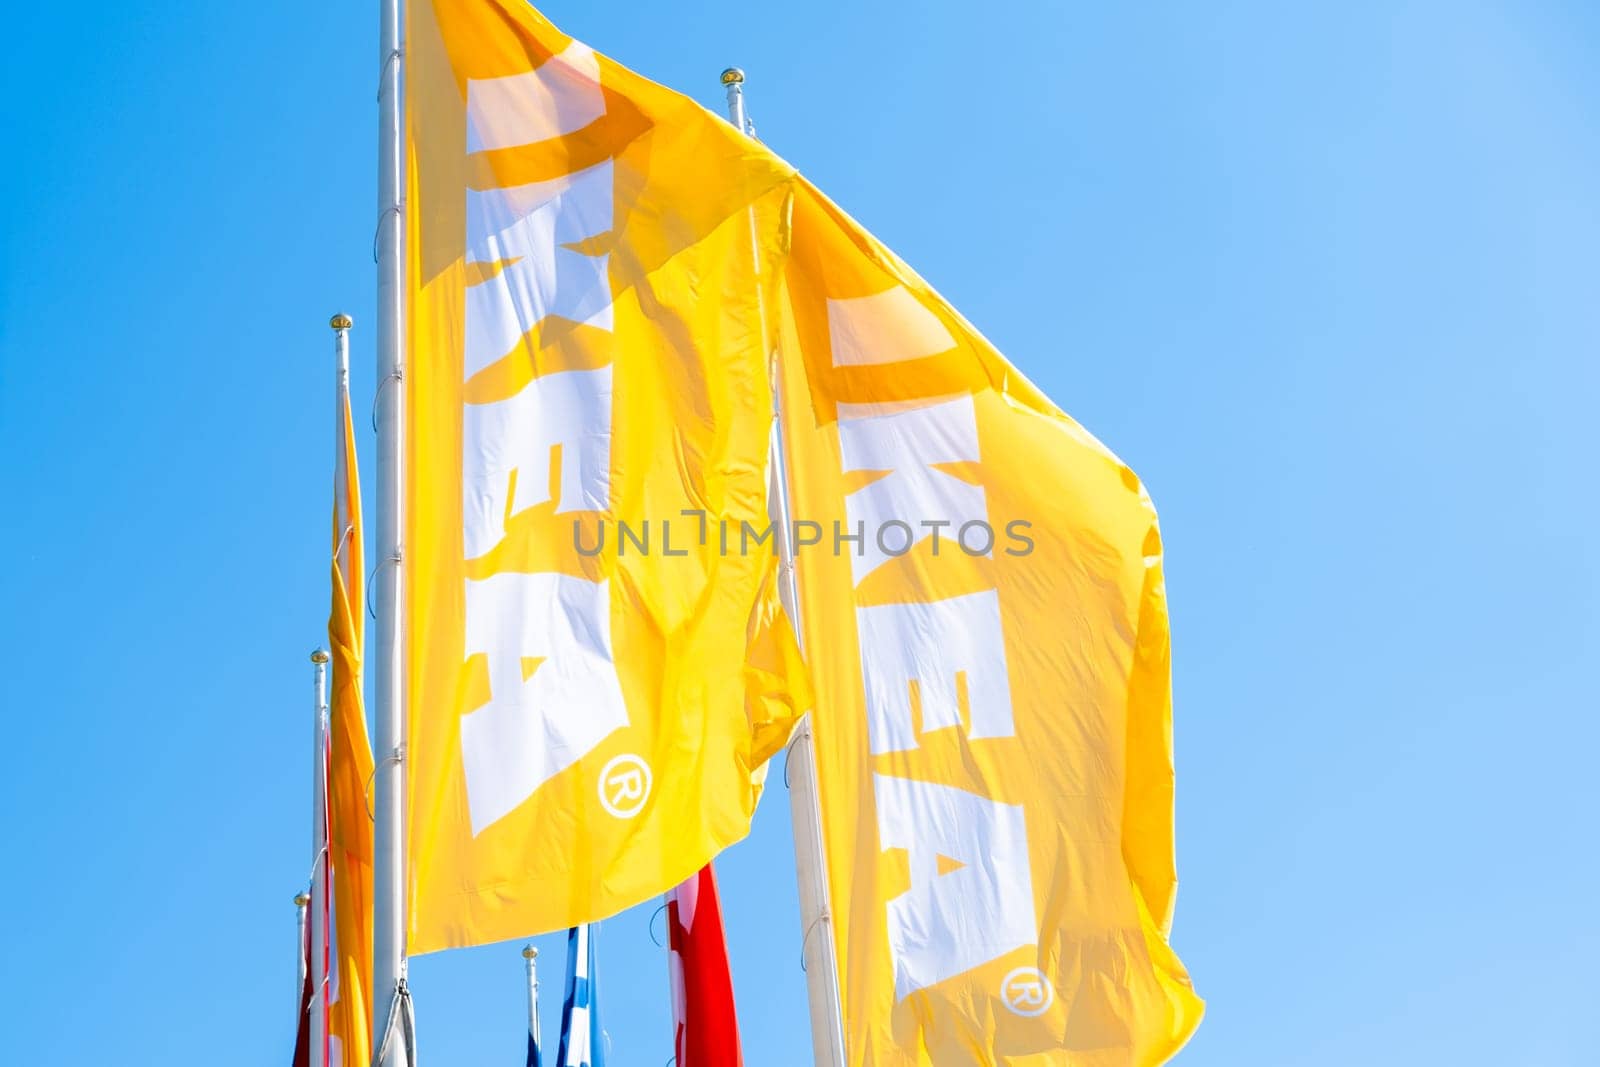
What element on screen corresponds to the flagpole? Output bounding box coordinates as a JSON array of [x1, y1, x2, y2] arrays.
[[295, 890, 311, 1004], [720, 66, 848, 1067], [522, 944, 541, 1064], [722, 66, 751, 136], [311, 649, 332, 1067], [332, 313, 354, 515], [373, 0, 410, 1060]]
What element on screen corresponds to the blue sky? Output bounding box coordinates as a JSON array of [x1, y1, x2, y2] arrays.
[[1, 1, 1596, 1063]]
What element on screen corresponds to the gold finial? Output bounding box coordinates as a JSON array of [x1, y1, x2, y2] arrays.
[[330, 313, 354, 330], [720, 68, 744, 86], [522, 944, 538, 959], [294, 892, 311, 906], [311, 648, 331, 664]]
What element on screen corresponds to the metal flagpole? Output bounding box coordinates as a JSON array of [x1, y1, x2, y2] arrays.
[[332, 313, 354, 517], [373, 0, 411, 1060], [311, 649, 332, 1067], [719, 67, 848, 1067], [721, 66, 752, 136], [522, 944, 541, 1064], [295, 890, 311, 1005]]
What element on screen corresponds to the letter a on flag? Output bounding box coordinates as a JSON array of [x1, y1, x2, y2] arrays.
[[776, 180, 1204, 1064], [404, 0, 807, 949]]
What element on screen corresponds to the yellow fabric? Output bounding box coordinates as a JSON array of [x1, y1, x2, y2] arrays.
[[404, 0, 806, 951], [776, 180, 1203, 1065], [328, 380, 373, 1067]]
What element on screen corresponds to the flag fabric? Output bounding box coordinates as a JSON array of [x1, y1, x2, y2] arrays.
[[397, 1, 1199, 1059], [774, 179, 1205, 1064], [308, 705, 332, 1067], [403, 0, 807, 951], [327, 338, 375, 1067], [557, 925, 605, 1067], [293, 898, 313, 1067], [667, 864, 743, 1067], [293, 985, 312, 1067]]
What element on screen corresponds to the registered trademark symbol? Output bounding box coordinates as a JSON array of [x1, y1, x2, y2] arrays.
[[598, 753, 652, 818], [1000, 967, 1054, 1017]]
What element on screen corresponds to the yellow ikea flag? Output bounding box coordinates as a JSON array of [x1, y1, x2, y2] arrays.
[[328, 353, 373, 1067], [776, 180, 1204, 1064], [404, 0, 805, 950]]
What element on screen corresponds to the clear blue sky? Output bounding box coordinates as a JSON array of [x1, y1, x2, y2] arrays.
[[1, 1, 1595, 1063]]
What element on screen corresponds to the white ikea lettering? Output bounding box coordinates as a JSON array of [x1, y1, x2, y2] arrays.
[[459, 572, 626, 835], [457, 63, 624, 829], [462, 365, 612, 561], [837, 395, 988, 584], [463, 161, 614, 379], [856, 588, 1014, 755], [465, 41, 604, 153], [874, 774, 1036, 1000], [826, 285, 954, 367]]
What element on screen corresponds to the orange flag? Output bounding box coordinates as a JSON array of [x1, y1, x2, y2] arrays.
[[328, 317, 374, 1067]]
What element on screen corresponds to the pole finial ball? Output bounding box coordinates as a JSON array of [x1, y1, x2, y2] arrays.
[[330, 313, 354, 330], [311, 649, 331, 664], [720, 68, 745, 86], [522, 944, 538, 959], [294, 892, 311, 906]]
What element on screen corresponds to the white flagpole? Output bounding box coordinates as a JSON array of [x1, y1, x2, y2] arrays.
[[722, 67, 751, 136], [332, 313, 354, 516], [373, 0, 411, 1061], [522, 944, 541, 1059], [295, 890, 311, 1005], [719, 67, 848, 1067], [311, 649, 332, 1067]]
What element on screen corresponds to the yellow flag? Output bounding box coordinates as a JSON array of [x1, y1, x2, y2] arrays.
[[776, 180, 1203, 1064], [329, 345, 373, 1067], [404, 0, 805, 950]]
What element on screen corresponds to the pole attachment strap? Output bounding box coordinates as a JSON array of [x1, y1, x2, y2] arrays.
[[376, 48, 404, 101]]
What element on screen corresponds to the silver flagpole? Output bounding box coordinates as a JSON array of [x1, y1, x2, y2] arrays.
[[719, 67, 848, 1067], [311, 649, 332, 1067], [295, 890, 311, 1006], [332, 313, 353, 513], [373, 0, 410, 1060], [722, 66, 751, 136], [522, 944, 541, 1059]]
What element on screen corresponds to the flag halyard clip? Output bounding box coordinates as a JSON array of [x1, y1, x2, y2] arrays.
[[376, 47, 404, 101], [366, 548, 402, 619], [781, 718, 812, 788], [371, 366, 404, 431], [799, 911, 833, 973], [372, 200, 405, 264], [333, 522, 355, 566], [304, 843, 329, 891], [373, 974, 418, 1067], [364, 742, 405, 822]]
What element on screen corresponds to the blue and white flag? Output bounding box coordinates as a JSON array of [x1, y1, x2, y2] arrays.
[[557, 925, 605, 1067]]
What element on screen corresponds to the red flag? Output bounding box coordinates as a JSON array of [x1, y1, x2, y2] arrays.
[[292, 904, 312, 1067], [667, 864, 743, 1067]]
